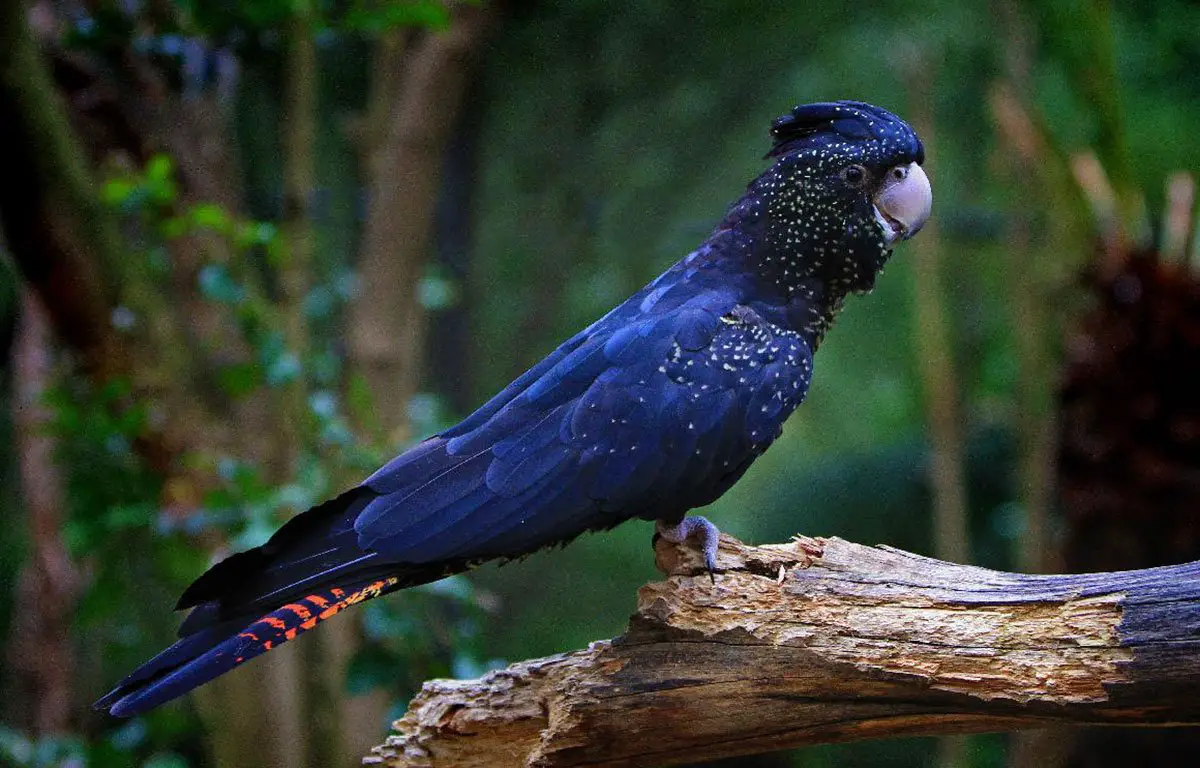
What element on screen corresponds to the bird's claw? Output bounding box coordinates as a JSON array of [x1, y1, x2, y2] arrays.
[[656, 516, 720, 581]]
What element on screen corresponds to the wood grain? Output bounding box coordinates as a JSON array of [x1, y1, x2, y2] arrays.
[[366, 534, 1200, 767]]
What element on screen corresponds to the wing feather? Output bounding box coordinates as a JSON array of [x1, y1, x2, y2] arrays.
[[355, 448, 492, 542], [352, 292, 820, 569]]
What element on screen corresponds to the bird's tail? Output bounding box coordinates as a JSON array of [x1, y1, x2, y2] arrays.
[[94, 576, 399, 717]]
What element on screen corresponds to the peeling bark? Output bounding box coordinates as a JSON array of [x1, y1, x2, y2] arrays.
[[369, 535, 1200, 767]]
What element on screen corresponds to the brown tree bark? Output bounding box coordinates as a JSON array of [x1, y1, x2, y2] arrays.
[[368, 534, 1200, 767]]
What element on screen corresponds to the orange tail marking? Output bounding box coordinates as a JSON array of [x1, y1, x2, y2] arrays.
[[234, 577, 400, 661]]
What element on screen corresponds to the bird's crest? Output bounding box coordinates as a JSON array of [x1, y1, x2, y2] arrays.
[[767, 101, 924, 163]]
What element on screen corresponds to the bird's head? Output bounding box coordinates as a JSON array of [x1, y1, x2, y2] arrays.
[[754, 101, 931, 295]]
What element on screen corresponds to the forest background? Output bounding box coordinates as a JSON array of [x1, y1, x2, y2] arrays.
[[1, 0, 1198, 766]]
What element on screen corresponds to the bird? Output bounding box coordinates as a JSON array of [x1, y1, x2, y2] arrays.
[[96, 100, 931, 717]]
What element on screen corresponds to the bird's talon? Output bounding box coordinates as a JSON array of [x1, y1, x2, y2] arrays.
[[657, 516, 722, 582]]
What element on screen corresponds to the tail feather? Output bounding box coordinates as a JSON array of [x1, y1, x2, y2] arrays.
[[93, 617, 246, 712], [95, 576, 400, 717], [175, 488, 375, 612]]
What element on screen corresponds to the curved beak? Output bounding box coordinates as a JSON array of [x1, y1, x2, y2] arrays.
[[872, 162, 932, 247]]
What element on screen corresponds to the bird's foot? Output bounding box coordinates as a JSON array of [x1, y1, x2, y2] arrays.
[[656, 516, 720, 582]]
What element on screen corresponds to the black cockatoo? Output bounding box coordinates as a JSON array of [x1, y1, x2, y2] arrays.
[[97, 100, 931, 717]]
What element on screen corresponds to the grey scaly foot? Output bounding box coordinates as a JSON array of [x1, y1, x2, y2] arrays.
[[656, 516, 720, 581]]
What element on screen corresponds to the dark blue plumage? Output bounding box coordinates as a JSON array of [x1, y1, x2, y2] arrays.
[[96, 101, 929, 717]]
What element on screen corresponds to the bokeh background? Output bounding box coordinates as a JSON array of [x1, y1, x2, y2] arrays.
[[1, 0, 1198, 766]]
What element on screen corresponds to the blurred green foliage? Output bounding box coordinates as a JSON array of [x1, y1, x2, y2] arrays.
[[4, 130, 481, 766]]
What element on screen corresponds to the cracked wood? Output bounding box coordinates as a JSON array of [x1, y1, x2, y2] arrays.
[[367, 534, 1200, 767]]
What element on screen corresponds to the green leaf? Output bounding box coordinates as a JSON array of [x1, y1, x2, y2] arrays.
[[342, 0, 452, 34], [189, 203, 232, 233], [273, 483, 315, 513], [0, 725, 33, 765], [143, 154, 178, 203], [104, 503, 156, 531], [216, 362, 262, 398], [346, 373, 378, 431], [451, 654, 487, 679], [160, 216, 188, 239], [236, 514, 277, 549], [109, 718, 148, 751], [102, 178, 137, 206], [361, 600, 419, 642], [235, 221, 279, 251], [308, 390, 338, 420], [416, 574, 475, 603], [64, 518, 95, 557], [145, 154, 173, 185]]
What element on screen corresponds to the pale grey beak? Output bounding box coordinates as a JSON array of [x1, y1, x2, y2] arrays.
[[872, 162, 932, 247]]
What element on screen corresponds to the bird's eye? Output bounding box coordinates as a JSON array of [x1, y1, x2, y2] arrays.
[[841, 165, 867, 187]]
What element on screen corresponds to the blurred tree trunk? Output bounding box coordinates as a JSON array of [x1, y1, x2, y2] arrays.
[[114, 30, 314, 767], [111, 44, 285, 481], [989, 83, 1073, 768], [1, 0, 262, 487], [905, 59, 969, 568], [991, 0, 1062, 580], [349, 4, 494, 444], [5, 291, 79, 735], [0, 1, 132, 409]]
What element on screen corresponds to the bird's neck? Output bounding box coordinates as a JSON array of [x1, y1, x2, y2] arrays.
[[707, 186, 889, 350]]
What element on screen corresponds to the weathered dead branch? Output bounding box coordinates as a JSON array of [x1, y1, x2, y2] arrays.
[[367, 533, 1200, 767]]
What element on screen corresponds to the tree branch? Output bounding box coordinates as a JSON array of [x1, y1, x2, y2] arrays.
[[367, 534, 1200, 767]]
